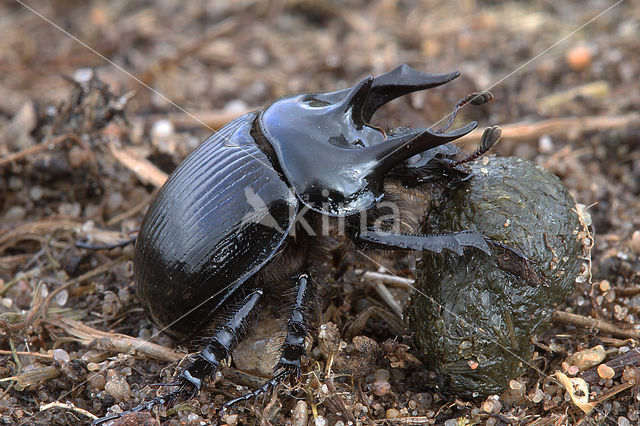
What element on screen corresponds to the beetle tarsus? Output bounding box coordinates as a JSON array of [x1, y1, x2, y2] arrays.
[[91, 387, 183, 425], [221, 369, 291, 414]]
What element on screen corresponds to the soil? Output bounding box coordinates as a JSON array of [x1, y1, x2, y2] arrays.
[[1, 1, 639, 425]]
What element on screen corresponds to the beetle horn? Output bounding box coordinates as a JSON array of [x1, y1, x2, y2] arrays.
[[366, 121, 478, 177], [339, 75, 374, 126], [362, 64, 460, 121]]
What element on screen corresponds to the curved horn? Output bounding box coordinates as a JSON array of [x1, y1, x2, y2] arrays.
[[363, 64, 460, 121]]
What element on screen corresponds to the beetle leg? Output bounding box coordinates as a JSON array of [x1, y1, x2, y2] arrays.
[[92, 289, 263, 425], [181, 289, 263, 390], [223, 274, 314, 411], [357, 229, 491, 256]]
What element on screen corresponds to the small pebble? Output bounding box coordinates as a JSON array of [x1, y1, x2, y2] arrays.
[[292, 400, 308, 426], [459, 340, 472, 350], [68, 145, 90, 168], [54, 289, 68, 307], [482, 395, 502, 414], [187, 413, 202, 422], [106, 192, 124, 214], [622, 366, 637, 383], [630, 231, 640, 255], [3, 206, 26, 222], [73, 68, 93, 83], [385, 408, 400, 419], [569, 345, 606, 370], [598, 363, 615, 380], [538, 134, 554, 154], [509, 380, 525, 393], [566, 44, 592, 71], [532, 388, 545, 403], [52, 349, 69, 363], [374, 368, 391, 381], [599, 280, 611, 292], [57, 202, 81, 217], [88, 373, 106, 391], [567, 365, 579, 376], [104, 376, 131, 401], [313, 416, 327, 426], [151, 119, 174, 140], [371, 379, 391, 396], [224, 99, 248, 114], [222, 414, 238, 426], [444, 419, 457, 426], [618, 416, 630, 426], [29, 186, 43, 201], [8, 176, 22, 191]]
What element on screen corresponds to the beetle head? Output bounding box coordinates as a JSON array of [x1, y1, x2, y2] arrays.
[[260, 64, 477, 216]]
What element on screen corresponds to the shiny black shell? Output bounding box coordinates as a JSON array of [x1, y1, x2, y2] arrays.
[[134, 112, 297, 338], [135, 64, 479, 339]]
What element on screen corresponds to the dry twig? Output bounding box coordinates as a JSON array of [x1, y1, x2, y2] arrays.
[[108, 140, 168, 187], [459, 113, 640, 145], [45, 316, 182, 362], [552, 311, 640, 340]]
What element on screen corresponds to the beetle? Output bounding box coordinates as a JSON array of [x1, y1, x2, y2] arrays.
[[94, 64, 503, 423]]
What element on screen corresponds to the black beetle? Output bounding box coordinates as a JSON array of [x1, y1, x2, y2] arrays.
[[95, 64, 502, 423]]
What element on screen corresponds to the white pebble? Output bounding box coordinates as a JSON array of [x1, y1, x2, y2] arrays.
[[52, 349, 69, 363], [313, 415, 327, 426], [151, 120, 174, 140], [54, 289, 68, 307], [538, 134, 554, 153], [73, 68, 93, 83]]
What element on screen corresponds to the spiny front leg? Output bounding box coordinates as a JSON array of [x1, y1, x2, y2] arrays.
[[223, 274, 315, 410], [356, 230, 535, 279], [358, 229, 491, 256]]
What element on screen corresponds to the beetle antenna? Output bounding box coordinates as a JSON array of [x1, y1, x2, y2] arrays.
[[437, 91, 493, 134], [455, 126, 502, 165]]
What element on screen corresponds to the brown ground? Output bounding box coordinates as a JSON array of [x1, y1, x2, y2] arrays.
[[1, 1, 640, 425]]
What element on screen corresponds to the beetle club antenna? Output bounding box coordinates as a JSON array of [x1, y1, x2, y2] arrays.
[[436, 91, 493, 134], [455, 125, 502, 166]]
